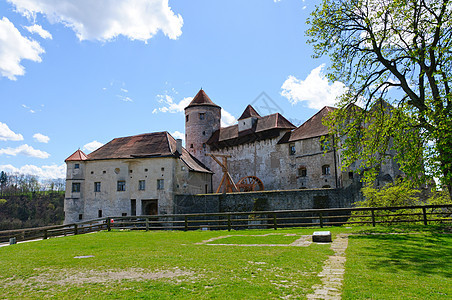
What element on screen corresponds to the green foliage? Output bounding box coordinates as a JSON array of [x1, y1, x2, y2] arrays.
[[360, 182, 421, 207], [0, 192, 65, 230], [307, 0, 452, 195], [352, 181, 452, 224]]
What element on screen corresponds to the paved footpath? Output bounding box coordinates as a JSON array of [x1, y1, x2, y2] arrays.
[[306, 234, 349, 300]]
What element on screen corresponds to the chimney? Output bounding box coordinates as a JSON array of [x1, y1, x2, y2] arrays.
[[176, 139, 182, 155]]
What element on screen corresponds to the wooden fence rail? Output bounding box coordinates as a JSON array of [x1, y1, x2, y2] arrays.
[[1, 204, 451, 244]]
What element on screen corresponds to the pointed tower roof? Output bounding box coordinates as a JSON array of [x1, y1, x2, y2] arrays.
[[65, 149, 88, 162], [238, 105, 261, 120], [185, 89, 220, 109]]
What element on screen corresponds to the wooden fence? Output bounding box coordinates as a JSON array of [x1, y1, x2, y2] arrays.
[[1, 204, 451, 244]]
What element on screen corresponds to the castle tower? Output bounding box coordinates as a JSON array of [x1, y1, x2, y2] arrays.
[[184, 89, 221, 169]]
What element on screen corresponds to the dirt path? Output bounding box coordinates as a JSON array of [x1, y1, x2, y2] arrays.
[[306, 234, 349, 300]]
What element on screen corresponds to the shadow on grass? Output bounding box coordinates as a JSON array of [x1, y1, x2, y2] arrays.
[[352, 233, 452, 278]]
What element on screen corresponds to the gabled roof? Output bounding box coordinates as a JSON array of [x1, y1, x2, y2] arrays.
[[238, 105, 261, 120], [185, 89, 220, 109], [84, 132, 211, 173], [207, 113, 296, 150], [65, 149, 88, 162], [279, 106, 337, 143]]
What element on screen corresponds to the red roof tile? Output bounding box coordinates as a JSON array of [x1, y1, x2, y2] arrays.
[[65, 149, 88, 162], [238, 105, 261, 120], [83, 132, 211, 173], [185, 89, 220, 109], [207, 113, 295, 149], [281, 106, 337, 143]]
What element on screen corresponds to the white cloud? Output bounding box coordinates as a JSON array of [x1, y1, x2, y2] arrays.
[[8, 0, 183, 42], [221, 109, 237, 127], [280, 64, 347, 109], [156, 95, 192, 113], [22, 104, 36, 113], [83, 140, 104, 152], [25, 24, 52, 39], [0, 163, 65, 179], [0, 144, 50, 158], [117, 95, 133, 102], [33, 133, 50, 143], [0, 122, 24, 141], [120, 88, 128, 93], [156, 94, 237, 127], [0, 17, 44, 80], [170, 131, 185, 146]]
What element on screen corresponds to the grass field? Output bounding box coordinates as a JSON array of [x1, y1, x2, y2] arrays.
[[0, 225, 451, 299]]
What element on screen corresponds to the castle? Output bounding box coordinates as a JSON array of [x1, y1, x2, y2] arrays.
[[64, 89, 401, 224]]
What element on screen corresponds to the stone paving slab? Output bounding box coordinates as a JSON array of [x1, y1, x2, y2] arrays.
[[306, 234, 349, 300]]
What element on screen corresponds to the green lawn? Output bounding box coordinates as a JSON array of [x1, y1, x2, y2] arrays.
[[0, 225, 450, 299], [343, 229, 452, 299]]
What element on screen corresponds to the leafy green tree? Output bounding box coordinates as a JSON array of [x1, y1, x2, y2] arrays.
[[307, 0, 452, 195]]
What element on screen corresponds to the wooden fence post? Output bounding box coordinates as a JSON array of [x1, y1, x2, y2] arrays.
[[273, 213, 277, 230], [145, 218, 149, 231], [422, 207, 428, 225], [371, 209, 376, 227], [43, 229, 47, 240], [227, 214, 231, 231], [74, 224, 78, 235], [319, 213, 323, 228], [107, 218, 111, 231], [184, 216, 188, 231]]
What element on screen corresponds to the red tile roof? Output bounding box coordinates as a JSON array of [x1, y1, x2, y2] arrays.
[[82, 132, 211, 173], [238, 105, 261, 120], [279, 106, 337, 143], [207, 113, 295, 149], [65, 149, 88, 162], [185, 89, 220, 109]]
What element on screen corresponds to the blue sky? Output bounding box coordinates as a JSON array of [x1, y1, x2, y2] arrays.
[[0, 0, 345, 179]]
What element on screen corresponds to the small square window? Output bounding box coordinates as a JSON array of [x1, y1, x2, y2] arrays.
[[199, 113, 205, 120], [74, 163, 80, 169], [161, 167, 165, 171], [145, 168, 148, 172], [103, 170, 106, 174], [202, 131, 206, 136], [129, 170, 133, 173], [72, 182, 81, 193], [98, 210, 102, 218], [157, 179, 164, 190], [78, 214, 83, 220], [202, 143, 206, 149], [117, 180, 126, 191], [298, 167, 307, 177], [139, 180, 145, 191], [348, 171, 354, 179], [186, 115, 189, 122], [289, 143, 296, 155], [94, 182, 101, 192], [190, 144, 194, 148], [122, 213, 127, 216]]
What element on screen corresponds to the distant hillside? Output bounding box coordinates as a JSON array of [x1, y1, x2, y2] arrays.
[[0, 192, 65, 230]]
